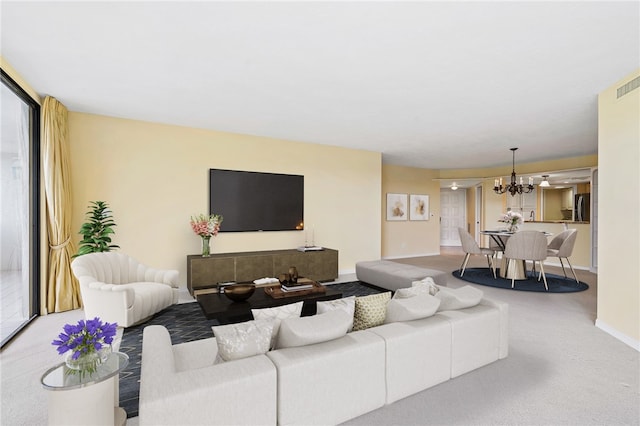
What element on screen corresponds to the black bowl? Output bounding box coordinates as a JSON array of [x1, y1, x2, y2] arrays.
[[224, 284, 256, 302]]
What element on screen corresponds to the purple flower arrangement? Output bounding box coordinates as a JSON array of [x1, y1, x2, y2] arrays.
[[52, 317, 117, 376]]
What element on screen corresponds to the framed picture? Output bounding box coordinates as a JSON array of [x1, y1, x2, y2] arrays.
[[386, 193, 408, 221], [409, 194, 429, 221]]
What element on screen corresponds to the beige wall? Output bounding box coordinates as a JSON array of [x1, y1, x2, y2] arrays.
[[597, 69, 640, 347], [381, 165, 440, 258], [68, 113, 382, 286]]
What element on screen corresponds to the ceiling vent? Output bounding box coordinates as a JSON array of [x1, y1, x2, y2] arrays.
[[617, 76, 640, 99]]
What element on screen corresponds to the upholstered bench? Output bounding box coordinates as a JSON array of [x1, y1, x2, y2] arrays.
[[355, 260, 448, 291]]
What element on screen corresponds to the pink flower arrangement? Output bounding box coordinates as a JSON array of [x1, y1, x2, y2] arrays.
[[190, 213, 223, 237]]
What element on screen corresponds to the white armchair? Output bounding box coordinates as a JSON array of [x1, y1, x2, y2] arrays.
[[71, 252, 179, 327]]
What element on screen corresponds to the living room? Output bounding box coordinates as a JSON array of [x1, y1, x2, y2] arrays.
[[1, 1, 639, 425]]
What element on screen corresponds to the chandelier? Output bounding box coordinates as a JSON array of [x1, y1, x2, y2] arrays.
[[493, 148, 534, 196]]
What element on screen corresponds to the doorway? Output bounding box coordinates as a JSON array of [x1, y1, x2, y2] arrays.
[[440, 188, 466, 246], [1, 70, 40, 347]]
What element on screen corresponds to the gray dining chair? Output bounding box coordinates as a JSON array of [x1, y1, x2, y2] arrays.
[[458, 228, 496, 278], [504, 231, 549, 291], [547, 229, 579, 283]]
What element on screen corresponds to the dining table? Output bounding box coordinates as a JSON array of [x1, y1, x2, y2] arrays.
[[480, 230, 552, 280]]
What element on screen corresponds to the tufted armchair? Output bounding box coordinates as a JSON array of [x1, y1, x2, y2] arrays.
[[71, 252, 179, 327]]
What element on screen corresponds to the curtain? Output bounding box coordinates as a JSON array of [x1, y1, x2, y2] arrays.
[[42, 96, 81, 313]]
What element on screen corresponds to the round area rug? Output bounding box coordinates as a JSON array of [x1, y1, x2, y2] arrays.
[[452, 267, 589, 293]]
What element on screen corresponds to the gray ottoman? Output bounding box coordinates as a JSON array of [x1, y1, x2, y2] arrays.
[[355, 260, 448, 292]]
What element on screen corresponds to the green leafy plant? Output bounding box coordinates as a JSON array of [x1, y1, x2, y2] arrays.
[[74, 201, 120, 257]]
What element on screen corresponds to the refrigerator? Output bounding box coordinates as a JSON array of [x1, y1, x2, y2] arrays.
[[574, 193, 590, 222]]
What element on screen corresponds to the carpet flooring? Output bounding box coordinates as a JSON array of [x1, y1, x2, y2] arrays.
[[118, 281, 383, 418], [452, 267, 589, 292]]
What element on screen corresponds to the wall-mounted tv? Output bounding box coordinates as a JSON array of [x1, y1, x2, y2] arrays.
[[209, 169, 304, 232]]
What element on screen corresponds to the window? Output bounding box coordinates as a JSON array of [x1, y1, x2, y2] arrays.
[[1, 69, 40, 347]]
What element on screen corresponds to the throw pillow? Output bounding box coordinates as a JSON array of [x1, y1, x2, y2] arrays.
[[352, 292, 391, 331], [411, 276, 440, 295], [251, 301, 304, 349], [435, 285, 483, 311], [316, 296, 356, 331], [384, 293, 441, 323], [276, 309, 352, 349], [211, 319, 274, 363]]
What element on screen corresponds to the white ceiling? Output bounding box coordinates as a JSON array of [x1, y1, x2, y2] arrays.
[[1, 1, 638, 170]]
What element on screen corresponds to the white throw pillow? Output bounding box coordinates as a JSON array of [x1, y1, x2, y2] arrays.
[[411, 277, 440, 295], [211, 319, 274, 363], [316, 296, 356, 331], [251, 301, 304, 349], [435, 285, 483, 311], [276, 309, 352, 349], [385, 293, 441, 323]]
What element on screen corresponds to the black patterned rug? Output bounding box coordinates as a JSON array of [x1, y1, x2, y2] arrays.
[[118, 281, 383, 418]]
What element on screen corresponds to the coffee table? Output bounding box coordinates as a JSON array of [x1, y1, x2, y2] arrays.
[[197, 283, 343, 324]]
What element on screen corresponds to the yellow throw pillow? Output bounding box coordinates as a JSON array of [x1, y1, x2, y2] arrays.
[[352, 292, 391, 331]]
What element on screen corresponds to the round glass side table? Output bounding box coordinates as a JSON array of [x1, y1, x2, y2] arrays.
[[41, 352, 129, 426]]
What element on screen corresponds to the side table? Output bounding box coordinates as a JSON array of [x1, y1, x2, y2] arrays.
[[41, 351, 129, 426]]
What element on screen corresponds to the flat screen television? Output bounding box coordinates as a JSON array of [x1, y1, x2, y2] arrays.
[[209, 169, 304, 232]]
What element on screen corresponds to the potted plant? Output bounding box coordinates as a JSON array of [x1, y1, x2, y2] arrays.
[[75, 201, 120, 257]]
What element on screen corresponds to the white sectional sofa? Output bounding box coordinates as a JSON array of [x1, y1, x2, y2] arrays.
[[139, 293, 508, 425]]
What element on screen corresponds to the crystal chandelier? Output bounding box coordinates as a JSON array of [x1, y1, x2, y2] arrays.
[[493, 148, 534, 196]]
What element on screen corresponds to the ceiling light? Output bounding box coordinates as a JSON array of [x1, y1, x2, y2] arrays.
[[539, 175, 550, 187], [451, 182, 458, 191], [493, 148, 534, 196]]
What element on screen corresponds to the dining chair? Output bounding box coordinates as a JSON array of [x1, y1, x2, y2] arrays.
[[503, 231, 549, 291], [458, 228, 496, 278], [547, 229, 579, 283]]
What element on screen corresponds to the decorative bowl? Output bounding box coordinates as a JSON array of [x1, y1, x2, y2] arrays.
[[224, 284, 255, 302]]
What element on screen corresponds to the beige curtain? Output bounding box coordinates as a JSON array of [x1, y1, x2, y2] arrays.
[[42, 96, 81, 313]]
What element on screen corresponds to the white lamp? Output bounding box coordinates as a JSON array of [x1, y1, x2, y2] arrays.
[[451, 182, 458, 191], [540, 175, 550, 187]]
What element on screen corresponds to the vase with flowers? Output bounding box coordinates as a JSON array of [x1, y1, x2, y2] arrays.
[[51, 317, 117, 378], [498, 211, 524, 232], [190, 213, 223, 257]]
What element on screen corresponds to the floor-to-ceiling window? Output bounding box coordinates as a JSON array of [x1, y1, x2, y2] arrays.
[[1, 69, 40, 347]]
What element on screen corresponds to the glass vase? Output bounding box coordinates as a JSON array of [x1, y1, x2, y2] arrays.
[[65, 345, 111, 378], [201, 236, 211, 257]]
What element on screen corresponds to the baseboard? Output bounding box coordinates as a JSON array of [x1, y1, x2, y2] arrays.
[[595, 319, 640, 351], [543, 260, 591, 271], [383, 252, 441, 260]]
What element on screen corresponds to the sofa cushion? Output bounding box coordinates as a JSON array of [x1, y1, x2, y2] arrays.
[[277, 309, 352, 349], [352, 292, 391, 331], [266, 330, 386, 426], [251, 301, 304, 349], [317, 296, 356, 331], [385, 293, 441, 323], [435, 285, 483, 311], [211, 319, 274, 362]]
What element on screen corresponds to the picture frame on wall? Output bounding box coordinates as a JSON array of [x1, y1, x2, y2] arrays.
[[409, 194, 429, 221], [386, 193, 408, 221]]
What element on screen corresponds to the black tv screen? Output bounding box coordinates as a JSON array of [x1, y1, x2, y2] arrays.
[[209, 169, 304, 232]]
